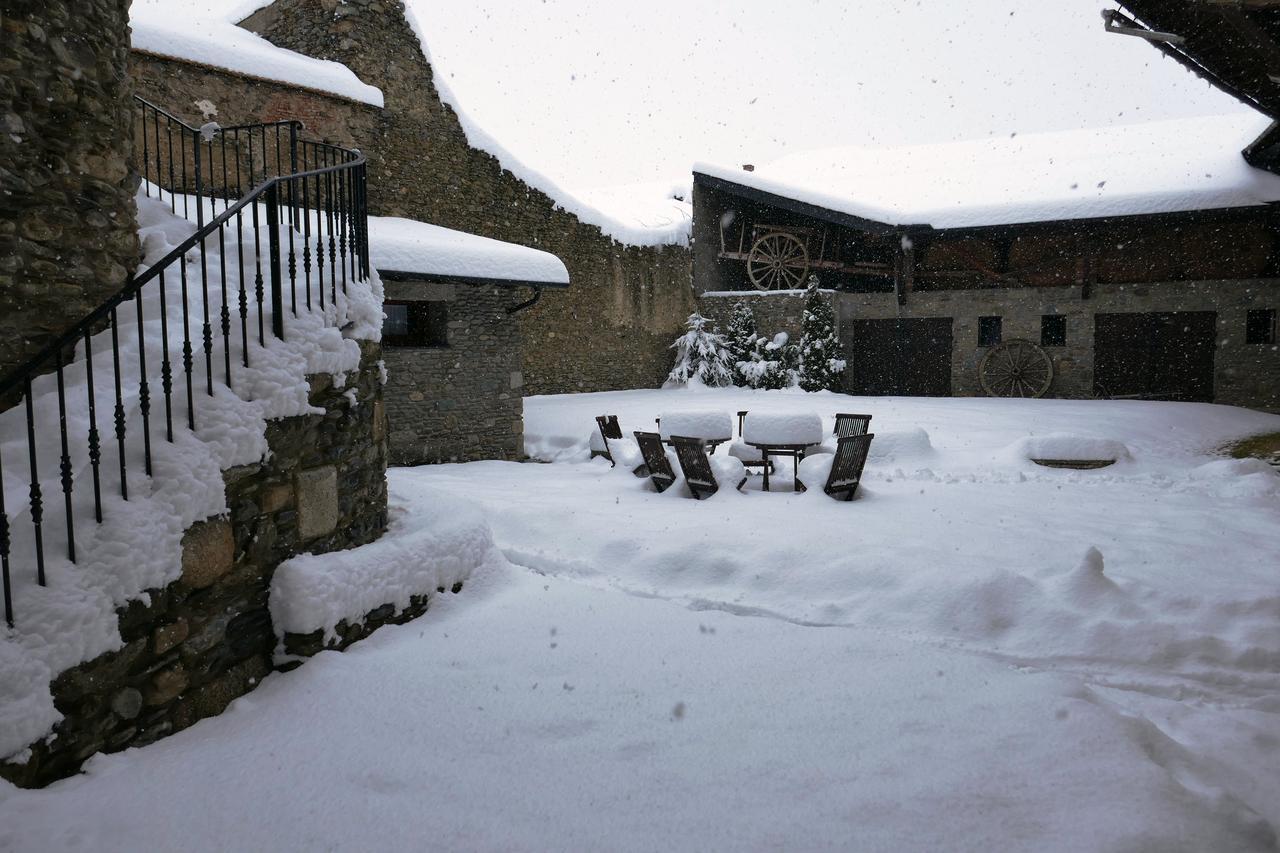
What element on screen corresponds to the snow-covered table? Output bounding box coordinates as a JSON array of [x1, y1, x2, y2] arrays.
[[741, 411, 825, 491], [658, 410, 734, 451]]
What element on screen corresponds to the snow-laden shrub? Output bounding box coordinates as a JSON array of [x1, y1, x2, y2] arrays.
[[724, 300, 760, 387], [797, 279, 847, 392], [665, 313, 734, 387]]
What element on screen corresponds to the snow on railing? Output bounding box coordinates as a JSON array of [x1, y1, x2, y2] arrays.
[[0, 96, 371, 628]]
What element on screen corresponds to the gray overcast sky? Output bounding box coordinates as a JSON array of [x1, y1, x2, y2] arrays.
[[405, 0, 1253, 190]]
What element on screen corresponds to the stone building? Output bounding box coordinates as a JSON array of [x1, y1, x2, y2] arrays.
[[692, 116, 1280, 410], [127, 0, 695, 398], [367, 215, 570, 464]]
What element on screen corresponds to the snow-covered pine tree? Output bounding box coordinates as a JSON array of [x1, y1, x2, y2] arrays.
[[797, 277, 847, 391], [755, 332, 795, 390], [724, 300, 760, 387], [665, 313, 735, 387]]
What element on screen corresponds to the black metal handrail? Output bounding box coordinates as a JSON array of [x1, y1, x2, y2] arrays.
[[0, 96, 372, 627]]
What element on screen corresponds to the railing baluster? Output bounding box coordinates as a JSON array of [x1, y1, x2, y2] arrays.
[[287, 174, 297, 317], [166, 114, 176, 214], [179, 117, 188, 218], [135, 292, 153, 478], [326, 149, 337, 306], [24, 378, 45, 586], [253, 133, 266, 348], [266, 182, 285, 341], [110, 308, 128, 501], [338, 165, 349, 295], [54, 352, 75, 564], [301, 145, 313, 313], [234, 128, 250, 369], [0, 450, 12, 627], [158, 267, 174, 442], [141, 105, 151, 197], [179, 253, 196, 431], [83, 329, 103, 524], [315, 148, 325, 312]]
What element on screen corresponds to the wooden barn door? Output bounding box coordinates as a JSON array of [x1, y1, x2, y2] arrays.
[[844, 318, 953, 396], [1093, 311, 1216, 401]]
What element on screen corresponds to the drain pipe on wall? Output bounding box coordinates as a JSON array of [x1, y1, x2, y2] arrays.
[[507, 286, 543, 314]]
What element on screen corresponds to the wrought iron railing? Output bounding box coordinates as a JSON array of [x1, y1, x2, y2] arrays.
[[0, 96, 371, 627]]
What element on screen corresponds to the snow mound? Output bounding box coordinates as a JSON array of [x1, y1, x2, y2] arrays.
[[659, 410, 733, 441], [866, 427, 934, 462], [1010, 433, 1131, 463], [270, 490, 506, 641], [1189, 457, 1277, 479], [742, 411, 823, 445]]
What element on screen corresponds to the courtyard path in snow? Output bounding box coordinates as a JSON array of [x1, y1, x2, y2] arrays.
[[1, 391, 1277, 850]]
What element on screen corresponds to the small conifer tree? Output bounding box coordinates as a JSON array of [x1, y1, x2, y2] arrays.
[[724, 300, 760, 387], [797, 278, 847, 391], [665, 313, 734, 387]]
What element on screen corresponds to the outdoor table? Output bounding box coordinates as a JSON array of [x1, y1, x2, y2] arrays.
[[741, 411, 824, 491], [658, 410, 733, 454]]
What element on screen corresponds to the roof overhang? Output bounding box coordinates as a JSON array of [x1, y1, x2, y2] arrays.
[[1113, 2, 1280, 120], [693, 171, 926, 237], [376, 269, 569, 289]]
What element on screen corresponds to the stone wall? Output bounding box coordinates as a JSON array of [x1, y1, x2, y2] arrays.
[[833, 280, 1280, 409], [381, 279, 524, 464], [0, 341, 391, 788], [131, 0, 696, 397], [698, 291, 812, 343], [1, 0, 140, 382]]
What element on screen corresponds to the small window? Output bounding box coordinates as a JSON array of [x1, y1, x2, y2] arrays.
[[383, 300, 448, 347], [978, 315, 1002, 347], [1246, 309, 1275, 345], [1041, 315, 1066, 347]]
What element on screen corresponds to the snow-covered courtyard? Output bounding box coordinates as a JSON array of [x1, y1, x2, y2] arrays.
[[2, 389, 1277, 851]]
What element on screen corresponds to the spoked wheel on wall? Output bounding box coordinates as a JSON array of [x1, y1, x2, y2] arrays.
[[978, 339, 1054, 398], [747, 231, 809, 290]]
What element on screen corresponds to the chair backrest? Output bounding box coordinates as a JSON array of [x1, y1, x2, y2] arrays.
[[826, 433, 874, 499], [634, 431, 676, 492], [737, 410, 749, 437], [596, 414, 623, 439], [834, 413, 873, 438], [671, 436, 719, 499]]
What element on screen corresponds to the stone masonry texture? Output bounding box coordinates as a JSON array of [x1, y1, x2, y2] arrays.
[[382, 280, 525, 464], [132, 0, 697, 397], [0, 0, 141, 382], [0, 342, 391, 788]]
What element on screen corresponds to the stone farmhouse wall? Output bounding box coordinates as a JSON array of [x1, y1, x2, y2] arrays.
[[0, 343, 400, 788], [381, 279, 525, 464], [132, 0, 695, 398], [834, 280, 1280, 408], [0, 0, 140, 382]]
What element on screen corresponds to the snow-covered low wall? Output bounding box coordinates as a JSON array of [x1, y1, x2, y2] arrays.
[[0, 344, 391, 788]]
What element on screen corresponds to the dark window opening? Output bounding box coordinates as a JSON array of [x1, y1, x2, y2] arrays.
[[978, 315, 1002, 347], [1246, 309, 1275, 345], [383, 300, 448, 347], [1041, 314, 1066, 347]]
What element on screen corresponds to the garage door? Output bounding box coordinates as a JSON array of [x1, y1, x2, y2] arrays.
[[843, 318, 953, 396], [1093, 311, 1216, 401]]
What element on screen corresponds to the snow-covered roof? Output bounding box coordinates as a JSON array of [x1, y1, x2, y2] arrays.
[[130, 4, 384, 107], [367, 216, 570, 287], [694, 114, 1280, 230]]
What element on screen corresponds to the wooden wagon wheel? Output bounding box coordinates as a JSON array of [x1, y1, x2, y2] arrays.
[[979, 339, 1054, 398], [747, 231, 809, 291]]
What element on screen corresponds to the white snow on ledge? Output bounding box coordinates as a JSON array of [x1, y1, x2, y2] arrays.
[[695, 113, 1280, 230], [269, 488, 506, 641], [367, 216, 570, 286], [130, 11, 384, 107]]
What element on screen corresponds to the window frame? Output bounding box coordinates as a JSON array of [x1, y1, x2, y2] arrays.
[[977, 315, 1003, 348], [382, 299, 449, 348]]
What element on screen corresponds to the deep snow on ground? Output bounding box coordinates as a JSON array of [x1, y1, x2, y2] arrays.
[[2, 390, 1278, 851]]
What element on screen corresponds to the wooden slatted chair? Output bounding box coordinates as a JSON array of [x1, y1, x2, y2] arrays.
[[594, 415, 623, 466], [821, 433, 874, 500], [634, 430, 676, 493], [671, 436, 745, 499], [834, 413, 873, 438]]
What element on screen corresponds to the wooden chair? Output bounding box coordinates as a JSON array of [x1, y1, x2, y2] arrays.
[[834, 413, 873, 438], [730, 410, 773, 474], [671, 436, 745, 499], [634, 431, 676, 493], [821, 433, 874, 500], [594, 415, 623, 466]]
